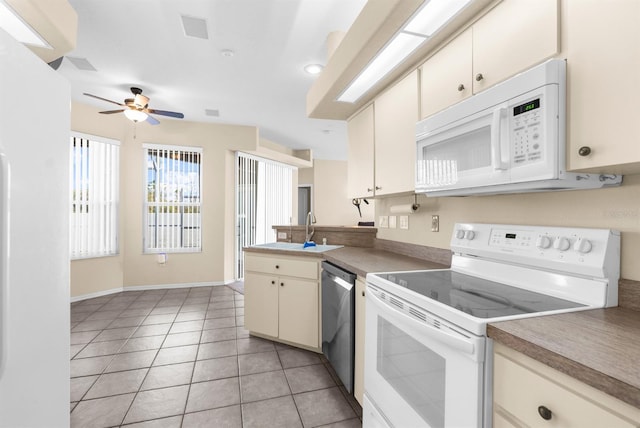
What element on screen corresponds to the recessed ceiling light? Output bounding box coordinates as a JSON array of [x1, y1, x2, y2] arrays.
[[304, 64, 324, 75], [220, 49, 235, 57]]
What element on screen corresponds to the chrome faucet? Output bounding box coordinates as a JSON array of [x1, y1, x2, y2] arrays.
[[305, 211, 316, 242]]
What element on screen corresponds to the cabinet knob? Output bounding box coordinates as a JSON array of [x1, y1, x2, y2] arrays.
[[457, 84, 465, 91], [475, 73, 484, 82], [537, 405, 553, 421], [275, 265, 280, 269], [271, 280, 275, 285], [367, 187, 373, 193], [375, 186, 382, 190], [578, 146, 592, 157], [280, 282, 284, 287], [361, 291, 365, 297]]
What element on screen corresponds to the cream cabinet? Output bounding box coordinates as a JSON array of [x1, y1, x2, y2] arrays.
[[564, 0, 640, 174], [493, 342, 640, 428], [244, 253, 320, 350], [420, 0, 558, 119], [353, 277, 367, 406], [347, 71, 419, 199], [347, 104, 375, 199]]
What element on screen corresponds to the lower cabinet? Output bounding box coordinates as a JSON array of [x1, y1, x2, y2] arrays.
[[353, 277, 367, 406], [244, 253, 320, 350], [493, 342, 640, 427]]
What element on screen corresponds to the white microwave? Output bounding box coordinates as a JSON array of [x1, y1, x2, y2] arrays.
[[415, 59, 621, 196]]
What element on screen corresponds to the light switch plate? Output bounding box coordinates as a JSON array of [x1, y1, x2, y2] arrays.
[[431, 215, 439, 232], [379, 215, 389, 228], [389, 215, 397, 228], [400, 216, 409, 230]]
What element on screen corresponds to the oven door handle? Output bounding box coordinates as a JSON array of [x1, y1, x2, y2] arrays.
[[368, 288, 476, 356]]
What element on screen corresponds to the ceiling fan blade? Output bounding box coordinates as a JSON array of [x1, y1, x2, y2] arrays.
[[84, 93, 125, 106], [99, 109, 125, 114], [147, 109, 184, 119], [146, 115, 160, 125]]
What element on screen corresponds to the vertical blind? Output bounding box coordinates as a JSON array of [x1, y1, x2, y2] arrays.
[[144, 144, 202, 252], [236, 152, 293, 278], [70, 133, 120, 259]]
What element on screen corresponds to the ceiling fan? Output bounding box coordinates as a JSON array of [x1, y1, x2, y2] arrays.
[[83, 87, 184, 125]]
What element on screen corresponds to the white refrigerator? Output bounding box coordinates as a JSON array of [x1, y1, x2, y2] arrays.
[[0, 29, 70, 427]]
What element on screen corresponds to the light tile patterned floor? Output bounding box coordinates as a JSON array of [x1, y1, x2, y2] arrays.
[[70, 285, 362, 427]]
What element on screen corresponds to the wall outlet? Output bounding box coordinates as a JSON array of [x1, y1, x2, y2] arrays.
[[277, 232, 287, 239], [379, 215, 389, 228], [389, 215, 397, 228], [399, 216, 409, 230], [431, 215, 439, 232]]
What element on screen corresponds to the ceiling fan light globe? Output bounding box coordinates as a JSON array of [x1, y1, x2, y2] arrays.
[[124, 109, 148, 122]]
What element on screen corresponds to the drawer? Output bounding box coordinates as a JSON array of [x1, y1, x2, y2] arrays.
[[244, 253, 319, 280], [494, 350, 640, 428]]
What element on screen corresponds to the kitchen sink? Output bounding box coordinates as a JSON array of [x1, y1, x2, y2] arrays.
[[250, 242, 343, 252]]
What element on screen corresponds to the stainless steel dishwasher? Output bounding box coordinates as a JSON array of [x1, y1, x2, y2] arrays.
[[321, 261, 356, 393]]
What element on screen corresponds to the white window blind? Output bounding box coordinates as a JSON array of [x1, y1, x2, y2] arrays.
[[236, 152, 293, 277], [70, 133, 120, 259], [144, 144, 202, 253]]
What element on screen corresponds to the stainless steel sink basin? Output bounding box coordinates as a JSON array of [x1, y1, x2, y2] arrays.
[[250, 242, 343, 252]]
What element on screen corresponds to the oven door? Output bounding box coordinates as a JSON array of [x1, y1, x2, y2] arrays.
[[364, 285, 486, 428]]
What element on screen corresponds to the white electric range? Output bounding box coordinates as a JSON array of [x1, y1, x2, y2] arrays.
[[363, 223, 620, 428]]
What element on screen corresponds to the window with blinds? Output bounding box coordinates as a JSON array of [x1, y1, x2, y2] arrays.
[[70, 133, 120, 259], [236, 152, 293, 277], [144, 144, 202, 253]]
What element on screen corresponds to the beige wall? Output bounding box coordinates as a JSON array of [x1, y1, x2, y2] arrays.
[[70, 102, 259, 297], [306, 160, 375, 227], [376, 174, 640, 281]]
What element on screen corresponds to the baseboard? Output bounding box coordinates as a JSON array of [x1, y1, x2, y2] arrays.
[[70, 287, 124, 303], [71, 280, 235, 302]]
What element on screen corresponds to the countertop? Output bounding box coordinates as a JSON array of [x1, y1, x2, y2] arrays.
[[488, 307, 640, 408]]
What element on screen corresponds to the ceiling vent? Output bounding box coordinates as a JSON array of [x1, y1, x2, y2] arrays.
[[181, 15, 209, 40], [66, 56, 97, 71], [205, 109, 220, 117]]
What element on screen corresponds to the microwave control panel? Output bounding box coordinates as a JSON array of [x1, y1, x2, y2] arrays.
[[511, 97, 543, 165]]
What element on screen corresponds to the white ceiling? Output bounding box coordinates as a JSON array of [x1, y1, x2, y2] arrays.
[[57, 0, 368, 160]]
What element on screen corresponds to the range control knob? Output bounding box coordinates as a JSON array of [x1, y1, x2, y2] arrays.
[[573, 238, 593, 254], [456, 229, 466, 239], [553, 237, 571, 252], [536, 235, 552, 249], [465, 230, 476, 240]]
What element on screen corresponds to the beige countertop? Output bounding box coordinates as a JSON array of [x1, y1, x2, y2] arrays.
[[488, 307, 640, 408]]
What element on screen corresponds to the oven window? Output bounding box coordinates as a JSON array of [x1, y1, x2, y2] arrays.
[[377, 316, 446, 427]]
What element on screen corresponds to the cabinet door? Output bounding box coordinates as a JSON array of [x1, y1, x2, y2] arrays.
[[420, 28, 472, 119], [473, 0, 558, 92], [244, 272, 278, 338], [353, 278, 366, 406], [347, 104, 375, 199], [278, 278, 319, 349], [565, 0, 640, 173], [374, 70, 419, 196]]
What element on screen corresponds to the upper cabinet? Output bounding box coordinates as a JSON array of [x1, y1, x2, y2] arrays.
[[421, 0, 559, 119], [347, 71, 419, 199], [564, 0, 640, 174]]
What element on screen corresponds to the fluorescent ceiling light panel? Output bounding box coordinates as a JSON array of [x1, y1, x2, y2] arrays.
[[404, 0, 472, 37], [0, 0, 50, 48], [337, 32, 425, 103]]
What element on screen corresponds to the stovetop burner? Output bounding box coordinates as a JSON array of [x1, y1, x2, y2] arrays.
[[378, 270, 584, 319]]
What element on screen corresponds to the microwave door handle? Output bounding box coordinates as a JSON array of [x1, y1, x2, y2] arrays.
[[491, 107, 508, 170], [367, 288, 476, 356]]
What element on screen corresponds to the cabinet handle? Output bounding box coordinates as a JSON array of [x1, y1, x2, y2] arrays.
[[578, 146, 592, 157], [375, 186, 382, 190], [537, 405, 552, 421], [457, 84, 465, 91], [280, 282, 284, 287], [475, 73, 484, 82]]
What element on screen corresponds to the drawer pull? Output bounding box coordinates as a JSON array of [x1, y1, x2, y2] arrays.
[[538, 405, 552, 421]]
